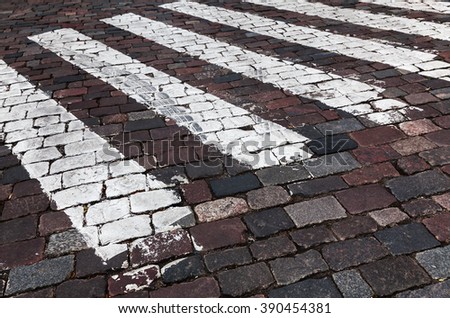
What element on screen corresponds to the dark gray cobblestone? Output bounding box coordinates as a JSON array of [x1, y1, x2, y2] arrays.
[[416, 245, 450, 279], [332, 270, 374, 298], [269, 250, 329, 285], [204, 247, 252, 272], [396, 280, 450, 298], [5, 256, 74, 296], [269, 277, 342, 298], [375, 223, 440, 255]]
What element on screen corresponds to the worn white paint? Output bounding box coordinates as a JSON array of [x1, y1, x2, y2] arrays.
[[0, 59, 183, 260], [30, 29, 313, 168], [245, 0, 450, 41], [162, 2, 450, 79], [103, 13, 383, 110], [359, 0, 450, 14]]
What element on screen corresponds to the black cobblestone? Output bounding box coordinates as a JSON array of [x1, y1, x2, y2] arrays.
[[374, 223, 440, 255], [209, 173, 261, 197], [386, 170, 450, 201], [162, 255, 205, 284], [269, 277, 342, 298], [288, 176, 348, 197], [204, 247, 252, 273], [244, 208, 295, 238]]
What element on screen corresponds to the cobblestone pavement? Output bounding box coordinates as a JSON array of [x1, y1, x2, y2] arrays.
[[0, 0, 449, 298]]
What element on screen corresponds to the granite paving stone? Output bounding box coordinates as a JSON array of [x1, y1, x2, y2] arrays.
[[209, 173, 261, 197], [402, 198, 443, 217], [38, 212, 72, 236], [149, 277, 220, 298], [204, 247, 253, 272], [399, 119, 441, 136], [55, 277, 107, 298], [269, 277, 342, 298], [190, 218, 247, 251], [76, 247, 129, 278], [390, 136, 436, 156], [161, 255, 205, 284], [0, 215, 37, 245], [331, 216, 378, 240], [369, 208, 409, 227], [336, 184, 397, 214], [130, 229, 193, 266], [269, 250, 329, 285], [396, 280, 450, 298], [304, 152, 361, 178], [423, 213, 450, 242], [342, 162, 399, 186], [290, 225, 337, 249], [152, 207, 196, 234], [419, 147, 450, 166], [0, 279, 5, 297], [307, 134, 358, 155], [288, 176, 348, 197], [5, 255, 74, 296], [14, 288, 55, 298], [433, 192, 450, 209], [387, 170, 450, 201], [359, 256, 431, 296], [255, 165, 311, 186], [285, 196, 347, 228], [322, 237, 389, 271], [0, 238, 45, 270], [375, 223, 440, 255], [181, 180, 212, 204], [352, 145, 401, 164], [397, 155, 430, 174], [46, 229, 90, 257], [426, 130, 450, 146], [218, 263, 274, 297], [243, 207, 295, 238], [108, 265, 160, 297], [250, 235, 297, 261], [185, 160, 224, 180], [1, 194, 49, 220], [316, 118, 365, 135], [350, 126, 405, 146], [246, 186, 291, 210], [332, 270, 374, 298], [194, 197, 249, 223], [416, 245, 450, 279]]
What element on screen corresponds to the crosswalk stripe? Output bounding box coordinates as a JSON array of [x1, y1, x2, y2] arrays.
[[244, 0, 450, 41], [29, 28, 312, 169], [103, 13, 383, 112], [161, 2, 450, 79], [0, 59, 185, 260], [359, 0, 450, 14]]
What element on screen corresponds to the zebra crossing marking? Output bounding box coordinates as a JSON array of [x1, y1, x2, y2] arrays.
[[161, 1, 450, 78], [0, 59, 185, 261], [359, 0, 450, 14], [244, 0, 450, 41], [29, 28, 312, 169], [103, 13, 383, 111]]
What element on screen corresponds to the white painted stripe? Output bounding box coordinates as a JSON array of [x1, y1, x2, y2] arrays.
[[103, 13, 383, 111], [29, 28, 312, 169], [359, 0, 450, 14], [0, 59, 184, 260], [161, 2, 450, 79], [245, 0, 450, 41]]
